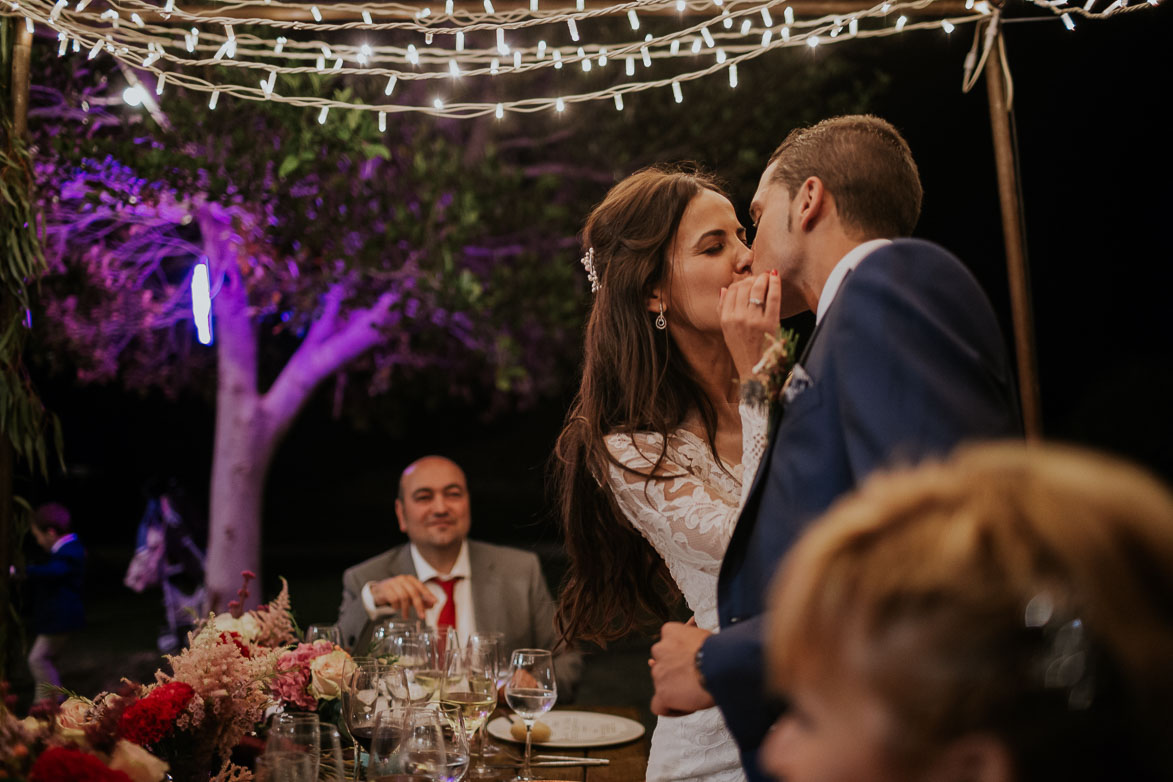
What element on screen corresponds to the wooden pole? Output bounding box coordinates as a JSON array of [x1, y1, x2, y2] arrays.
[[985, 29, 1042, 439], [1, 19, 34, 684], [11, 23, 31, 139]]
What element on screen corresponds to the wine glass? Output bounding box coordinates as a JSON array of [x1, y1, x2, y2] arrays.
[[346, 663, 409, 780], [504, 649, 556, 782], [399, 706, 449, 780], [368, 708, 408, 779], [393, 634, 442, 704], [306, 623, 343, 646], [460, 633, 503, 776], [371, 618, 418, 658], [266, 712, 321, 778], [438, 644, 495, 746], [319, 724, 348, 782], [255, 751, 314, 782]]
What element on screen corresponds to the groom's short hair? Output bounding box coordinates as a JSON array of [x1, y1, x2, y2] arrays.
[[767, 115, 922, 240]]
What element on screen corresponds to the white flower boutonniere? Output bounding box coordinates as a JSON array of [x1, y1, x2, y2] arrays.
[[740, 326, 800, 429]]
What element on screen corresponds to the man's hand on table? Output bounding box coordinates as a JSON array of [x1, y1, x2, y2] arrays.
[[649, 621, 715, 717], [370, 574, 436, 619]]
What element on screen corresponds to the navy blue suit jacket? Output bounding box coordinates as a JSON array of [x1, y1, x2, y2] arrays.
[[701, 239, 1022, 780], [26, 537, 86, 635]]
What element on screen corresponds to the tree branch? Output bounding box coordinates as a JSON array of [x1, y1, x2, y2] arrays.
[[260, 288, 400, 441]]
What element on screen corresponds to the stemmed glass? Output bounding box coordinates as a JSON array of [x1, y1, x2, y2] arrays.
[[461, 632, 503, 777], [392, 633, 442, 704], [266, 712, 321, 778], [503, 649, 557, 782], [255, 751, 313, 782], [306, 623, 343, 646], [399, 706, 451, 780], [438, 643, 495, 773], [346, 662, 409, 780]]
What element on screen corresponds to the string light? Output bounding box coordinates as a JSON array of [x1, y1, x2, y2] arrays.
[[555, 97, 565, 111], [318, 105, 328, 123], [7, 0, 1145, 122], [1062, 11, 1076, 26], [495, 102, 504, 118], [614, 93, 624, 110], [208, 89, 219, 109], [379, 110, 386, 131], [671, 80, 683, 102], [156, 73, 166, 94], [627, 9, 639, 30]]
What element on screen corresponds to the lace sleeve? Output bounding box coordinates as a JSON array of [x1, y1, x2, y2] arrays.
[[739, 400, 769, 509], [603, 431, 740, 572]]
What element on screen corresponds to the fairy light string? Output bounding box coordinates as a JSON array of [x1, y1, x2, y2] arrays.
[[2, 0, 1162, 120]]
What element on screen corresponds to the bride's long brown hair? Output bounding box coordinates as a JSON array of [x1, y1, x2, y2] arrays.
[[552, 164, 729, 645]]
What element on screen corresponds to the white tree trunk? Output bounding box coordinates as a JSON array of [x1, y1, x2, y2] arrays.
[[196, 205, 400, 610]]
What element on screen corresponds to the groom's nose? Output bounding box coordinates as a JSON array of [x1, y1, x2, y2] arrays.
[[734, 245, 754, 275]]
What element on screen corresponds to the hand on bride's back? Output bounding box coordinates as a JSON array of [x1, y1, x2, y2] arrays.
[[720, 271, 781, 380]]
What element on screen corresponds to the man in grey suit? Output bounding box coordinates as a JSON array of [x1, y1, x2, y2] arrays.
[[338, 455, 581, 696]]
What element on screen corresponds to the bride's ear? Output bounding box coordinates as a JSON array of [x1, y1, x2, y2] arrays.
[[646, 288, 664, 315], [923, 734, 1015, 782]]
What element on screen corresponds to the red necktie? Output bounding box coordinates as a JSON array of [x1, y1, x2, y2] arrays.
[[433, 576, 460, 633]]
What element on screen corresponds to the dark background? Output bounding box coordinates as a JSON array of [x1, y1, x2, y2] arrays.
[[14, 1, 1172, 705]]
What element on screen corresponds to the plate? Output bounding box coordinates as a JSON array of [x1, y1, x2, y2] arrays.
[[486, 710, 645, 748]]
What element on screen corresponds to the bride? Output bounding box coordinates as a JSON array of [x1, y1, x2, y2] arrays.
[[552, 164, 779, 781]]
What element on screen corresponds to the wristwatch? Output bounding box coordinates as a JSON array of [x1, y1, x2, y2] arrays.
[[694, 642, 708, 690]]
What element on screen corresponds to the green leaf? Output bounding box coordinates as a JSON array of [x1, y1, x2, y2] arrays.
[[278, 154, 301, 178]]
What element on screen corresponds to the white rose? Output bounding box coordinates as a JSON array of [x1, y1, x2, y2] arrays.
[[108, 739, 170, 782], [309, 648, 354, 701], [56, 697, 93, 740], [212, 612, 261, 641]]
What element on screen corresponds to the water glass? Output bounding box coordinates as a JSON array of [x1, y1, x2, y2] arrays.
[[400, 706, 449, 781], [319, 724, 347, 782], [504, 649, 556, 782], [256, 751, 314, 782]]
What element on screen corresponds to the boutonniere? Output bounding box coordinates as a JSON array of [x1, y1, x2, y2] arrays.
[[739, 326, 800, 429]]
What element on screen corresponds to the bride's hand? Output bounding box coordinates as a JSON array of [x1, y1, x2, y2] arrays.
[[719, 270, 781, 380]]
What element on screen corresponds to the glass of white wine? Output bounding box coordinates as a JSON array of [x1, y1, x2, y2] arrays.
[[438, 645, 496, 753], [503, 649, 556, 782]]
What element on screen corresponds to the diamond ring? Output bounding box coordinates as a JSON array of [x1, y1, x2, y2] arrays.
[[748, 297, 764, 306]]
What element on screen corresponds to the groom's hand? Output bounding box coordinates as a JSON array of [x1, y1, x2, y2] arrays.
[[650, 621, 715, 716]]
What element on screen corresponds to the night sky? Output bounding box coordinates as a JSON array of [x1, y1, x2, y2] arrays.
[[24, 1, 1173, 581]]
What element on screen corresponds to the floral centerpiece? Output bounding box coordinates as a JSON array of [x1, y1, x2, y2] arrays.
[[1, 573, 351, 782]]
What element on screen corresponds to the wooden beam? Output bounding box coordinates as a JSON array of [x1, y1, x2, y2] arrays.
[[985, 29, 1042, 439]]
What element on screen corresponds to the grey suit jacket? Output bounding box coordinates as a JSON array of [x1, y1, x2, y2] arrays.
[[338, 539, 582, 699]]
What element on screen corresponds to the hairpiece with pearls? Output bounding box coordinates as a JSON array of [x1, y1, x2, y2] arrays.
[[580, 247, 601, 293]]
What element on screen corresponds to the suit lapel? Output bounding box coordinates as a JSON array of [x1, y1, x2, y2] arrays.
[[736, 271, 852, 530]]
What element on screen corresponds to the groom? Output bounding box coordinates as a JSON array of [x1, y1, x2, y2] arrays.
[[649, 115, 1022, 779]]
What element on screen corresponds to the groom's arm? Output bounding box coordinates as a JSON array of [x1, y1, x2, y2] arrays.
[[698, 616, 780, 754]]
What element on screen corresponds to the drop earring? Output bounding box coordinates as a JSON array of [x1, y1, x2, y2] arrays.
[[655, 301, 667, 330]]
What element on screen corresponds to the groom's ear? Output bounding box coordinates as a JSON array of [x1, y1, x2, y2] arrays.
[[796, 176, 828, 232]]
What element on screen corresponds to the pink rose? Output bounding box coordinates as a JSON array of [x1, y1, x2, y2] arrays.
[[108, 739, 170, 782], [309, 648, 354, 701], [56, 697, 93, 739]]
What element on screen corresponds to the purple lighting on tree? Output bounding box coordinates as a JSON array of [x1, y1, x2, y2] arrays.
[[191, 260, 213, 345]]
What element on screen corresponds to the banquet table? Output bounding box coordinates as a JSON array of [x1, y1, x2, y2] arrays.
[[476, 706, 650, 782]]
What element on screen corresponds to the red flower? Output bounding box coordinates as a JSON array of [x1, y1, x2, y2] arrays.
[[220, 630, 252, 658], [28, 747, 133, 782], [118, 681, 196, 747]]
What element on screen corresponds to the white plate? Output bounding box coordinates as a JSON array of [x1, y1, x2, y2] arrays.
[[486, 710, 646, 748]]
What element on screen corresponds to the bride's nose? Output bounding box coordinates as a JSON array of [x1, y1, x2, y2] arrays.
[[733, 242, 753, 275]]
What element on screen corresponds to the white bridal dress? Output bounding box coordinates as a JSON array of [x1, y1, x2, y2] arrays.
[[603, 403, 767, 782]]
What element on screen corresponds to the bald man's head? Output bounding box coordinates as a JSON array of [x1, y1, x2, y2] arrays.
[[394, 456, 471, 556]]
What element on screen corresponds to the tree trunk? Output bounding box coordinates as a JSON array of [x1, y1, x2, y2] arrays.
[[200, 210, 276, 612]]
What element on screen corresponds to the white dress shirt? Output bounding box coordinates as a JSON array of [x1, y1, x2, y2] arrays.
[[815, 239, 892, 324], [360, 540, 477, 642]]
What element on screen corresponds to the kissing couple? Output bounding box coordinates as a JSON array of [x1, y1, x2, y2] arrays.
[[551, 114, 1022, 781]]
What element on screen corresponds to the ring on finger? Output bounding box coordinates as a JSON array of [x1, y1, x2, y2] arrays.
[[748, 297, 764, 306]]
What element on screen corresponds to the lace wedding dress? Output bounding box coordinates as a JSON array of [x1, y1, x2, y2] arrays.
[[603, 403, 767, 782]]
